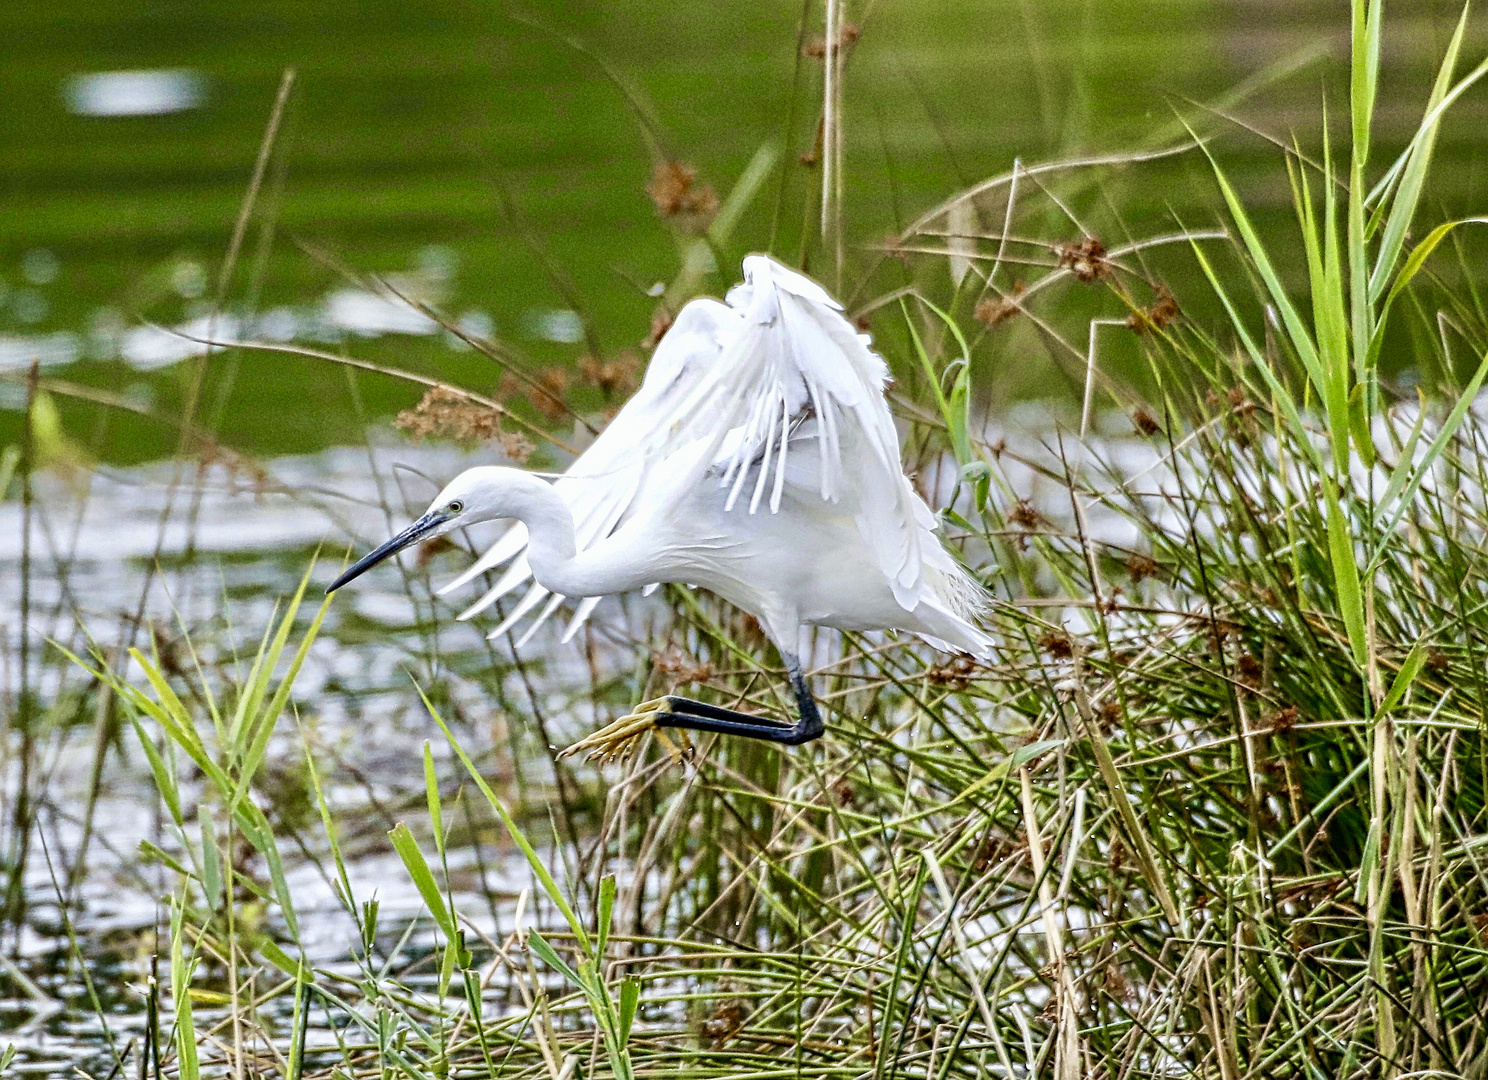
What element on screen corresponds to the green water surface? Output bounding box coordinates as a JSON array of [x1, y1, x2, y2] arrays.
[[0, 0, 1483, 462]]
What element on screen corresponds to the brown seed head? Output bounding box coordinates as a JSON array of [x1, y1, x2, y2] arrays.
[[395, 385, 503, 445], [1008, 499, 1042, 530], [497, 430, 535, 464], [1127, 284, 1180, 334], [580, 352, 642, 398], [972, 830, 1024, 872], [1131, 406, 1162, 436], [974, 282, 1026, 328], [1126, 553, 1159, 583], [1038, 632, 1074, 659], [652, 645, 714, 685], [702, 1000, 745, 1047], [647, 160, 719, 233], [802, 23, 861, 59], [1269, 705, 1299, 734], [926, 655, 978, 689], [528, 368, 570, 423], [1052, 235, 1111, 283]]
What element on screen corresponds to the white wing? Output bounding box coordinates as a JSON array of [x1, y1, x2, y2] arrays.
[[437, 296, 741, 644], [637, 255, 931, 609]]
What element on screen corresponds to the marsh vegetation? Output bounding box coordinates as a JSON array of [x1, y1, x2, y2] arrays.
[[3, 2, 1488, 1078]]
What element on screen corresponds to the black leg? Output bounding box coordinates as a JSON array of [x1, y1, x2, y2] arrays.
[[655, 654, 824, 746], [559, 654, 825, 761]]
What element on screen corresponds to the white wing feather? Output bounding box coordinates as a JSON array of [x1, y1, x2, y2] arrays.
[[437, 296, 740, 636], [444, 254, 941, 642], [630, 256, 928, 608]]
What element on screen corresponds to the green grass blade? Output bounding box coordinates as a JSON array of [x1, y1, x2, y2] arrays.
[[1379, 640, 1427, 716], [1323, 477, 1368, 671], [231, 591, 330, 815], [200, 813, 221, 912], [1189, 121, 1326, 401], [1368, 5, 1473, 301], [1376, 390, 1429, 512], [127, 711, 183, 829], [171, 604, 221, 737], [122, 648, 236, 795], [1313, 127, 1358, 467], [912, 295, 975, 465], [0, 445, 18, 503], [1188, 233, 1326, 476], [169, 893, 200, 1080], [1368, 217, 1488, 373], [259, 939, 310, 983], [1349, 0, 1381, 167], [1373, 345, 1488, 559], [238, 804, 300, 939], [248, 578, 309, 722], [709, 142, 779, 245], [1349, 159, 1372, 397], [527, 931, 584, 988], [129, 649, 199, 752], [875, 859, 928, 1080], [618, 976, 640, 1047], [900, 300, 959, 455], [419, 685, 591, 951], [138, 839, 194, 879], [300, 731, 357, 916], [389, 822, 457, 943], [228, 602, 281, 749], [596, 873, 616, 959], [1382, 215, 1488, 310], [423, 741, 444, 860]]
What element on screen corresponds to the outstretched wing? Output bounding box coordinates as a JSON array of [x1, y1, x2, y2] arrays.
[[636, 255, 930, 608], [437, 297, 741, 643]]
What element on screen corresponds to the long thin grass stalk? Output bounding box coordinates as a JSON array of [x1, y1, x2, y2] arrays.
[[2, 362, 40, 929]]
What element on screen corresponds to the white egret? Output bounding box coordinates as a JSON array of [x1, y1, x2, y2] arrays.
[[329, 255, 992, 757]]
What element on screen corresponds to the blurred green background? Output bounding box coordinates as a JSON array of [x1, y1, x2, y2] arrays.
[[1, 0, 1483, 462]]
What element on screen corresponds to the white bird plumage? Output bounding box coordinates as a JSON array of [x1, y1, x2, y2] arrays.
[[329, 255, 991, 755]]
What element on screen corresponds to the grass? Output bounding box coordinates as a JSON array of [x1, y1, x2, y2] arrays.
[[6, 1, 1488, 1077]]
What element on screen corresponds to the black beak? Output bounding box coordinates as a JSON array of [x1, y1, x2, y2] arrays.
[[328, 510, 448, 593]]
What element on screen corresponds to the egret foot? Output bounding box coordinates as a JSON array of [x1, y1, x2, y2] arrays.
[[560, 698, 673, 764], [562, 657, 825, 761]]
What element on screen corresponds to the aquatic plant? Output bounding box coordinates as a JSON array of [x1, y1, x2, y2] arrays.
[[4, 2, 1488, 1078]]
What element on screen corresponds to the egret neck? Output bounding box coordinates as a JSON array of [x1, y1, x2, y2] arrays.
[[465, 469, 659, 600]]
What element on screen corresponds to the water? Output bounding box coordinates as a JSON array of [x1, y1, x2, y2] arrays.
[[0, 440, 640, 1072], [3, 1, 1482, 460], [2, 0, 1486, 1069]]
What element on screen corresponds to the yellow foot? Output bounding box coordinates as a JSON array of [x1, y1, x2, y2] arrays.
[[560, 698, 688, 764]]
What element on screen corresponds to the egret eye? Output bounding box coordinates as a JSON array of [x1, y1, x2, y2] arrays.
[[447, 500, 464, 514]]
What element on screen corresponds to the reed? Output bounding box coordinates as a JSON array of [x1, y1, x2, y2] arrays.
[[6, 2, 1488, 1077]]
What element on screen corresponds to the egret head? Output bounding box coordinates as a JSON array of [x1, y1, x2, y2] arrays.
[[327, 467, 522, 592]]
